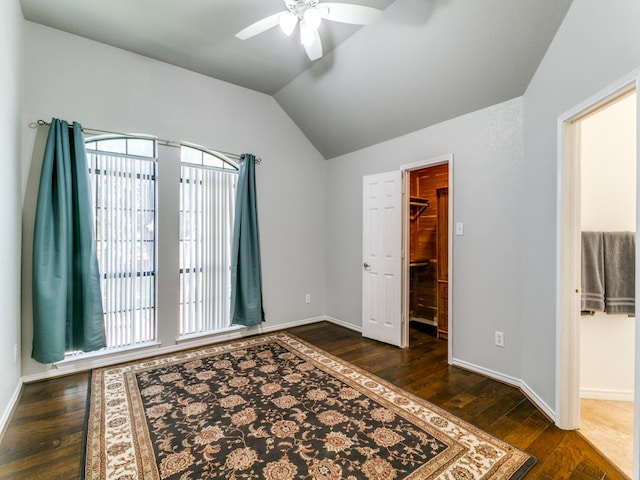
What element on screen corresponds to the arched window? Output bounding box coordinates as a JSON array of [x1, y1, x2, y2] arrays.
[[179, 144, 239, 336], [85, 136, 157, 349], [83, 138, 238, 351], [181, 143, 238, 170]]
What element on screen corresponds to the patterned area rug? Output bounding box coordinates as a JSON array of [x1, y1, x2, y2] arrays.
[[84, 333, 535, 479]]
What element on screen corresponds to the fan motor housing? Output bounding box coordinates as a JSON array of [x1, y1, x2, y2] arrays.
[[286, 0, 320, 16]]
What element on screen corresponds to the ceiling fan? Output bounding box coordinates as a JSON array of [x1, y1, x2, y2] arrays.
[[235, 0, 383, 61]]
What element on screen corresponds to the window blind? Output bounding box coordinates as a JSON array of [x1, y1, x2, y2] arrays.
[[179, 164, 236, 335], [88, 150, 157, 348]]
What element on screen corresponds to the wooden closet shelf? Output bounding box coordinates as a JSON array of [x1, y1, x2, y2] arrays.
[[409, 260, 436, 267], [409, 196, 429, 205], [409, 196, 430, 220]]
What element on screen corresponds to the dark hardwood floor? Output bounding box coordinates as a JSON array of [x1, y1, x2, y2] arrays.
[[0, 321, 629, 479]]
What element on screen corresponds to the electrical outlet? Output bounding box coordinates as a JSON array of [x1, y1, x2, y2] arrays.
[[305, 294, 311, 304], [495, 331, 505, 348]]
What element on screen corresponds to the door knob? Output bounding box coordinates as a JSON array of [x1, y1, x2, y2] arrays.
[[363, 262, 371, 269]]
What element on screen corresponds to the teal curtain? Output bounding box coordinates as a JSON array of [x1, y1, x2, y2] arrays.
[[32, 118, 106, 363], [230, 154, 265, 326]]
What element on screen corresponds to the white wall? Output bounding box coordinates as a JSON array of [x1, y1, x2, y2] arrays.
[[326, 97, 525, 380], [522, 0, 640, 410], [21, 22, 327, 378], [17, 0, 640, 426], [580, 93, 636, 400], [0, 0, 24, 430]]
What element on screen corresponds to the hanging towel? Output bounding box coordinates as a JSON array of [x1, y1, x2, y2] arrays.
[[603, 231, 635, 316], [581, 232, 605, 315]]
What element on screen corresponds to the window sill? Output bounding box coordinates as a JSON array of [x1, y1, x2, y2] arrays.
[[42, 342, 163, 377]]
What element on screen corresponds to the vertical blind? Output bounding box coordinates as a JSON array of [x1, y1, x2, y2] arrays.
[[85, 138, 237, 350], [87, 143, 157, 349], [179, 164, 237, 335]]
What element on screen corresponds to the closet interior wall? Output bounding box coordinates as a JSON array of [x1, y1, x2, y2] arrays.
[[409, 164, 449, 338]]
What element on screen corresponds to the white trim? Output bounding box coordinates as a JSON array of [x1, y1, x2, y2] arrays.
[[57, 341, 162, 365], [452, 357, 521, 387], [21, 317, 327, 384], [400, 155, 452, 172], [402, 169, 409, 349], [555, 114, 582, 430], [401, 154, 454, 365], [521, 381, 556, 422], [176, 325, 245, 344], [14, 316, 566, 442], [557, 68, 639, 123], [453, 357, 556, 421], [0, 378, 23, 442], [245, 316, 329, 334], [580, 388, 635, 402], [447, 159, 454, 367], [635, 87, 640, 480], [556, 70, 640, 433], [324, 316, 362, 332]]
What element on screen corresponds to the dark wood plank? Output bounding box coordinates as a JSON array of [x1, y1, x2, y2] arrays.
[[288, 322, 629, 480], [0, 371, 89, 479], [0, 322, 629, 479]]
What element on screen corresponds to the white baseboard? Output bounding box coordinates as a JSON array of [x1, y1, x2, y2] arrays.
[[580, 388, 634, 402], [320, 321, 559, 421], [18, 318, 564, 427], [520, 381, 556, 421], [22, 316, 329, 384], [324, 316, 362, 332], [452, 358, 521, 387], [0, 378, 23, 442], [452, 357, 557, 422]]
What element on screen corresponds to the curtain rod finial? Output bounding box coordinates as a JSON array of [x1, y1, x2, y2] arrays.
[[240, 153, 262, 165]]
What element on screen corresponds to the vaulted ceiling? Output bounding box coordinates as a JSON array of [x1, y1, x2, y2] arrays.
[[20, 0, 573, 158]]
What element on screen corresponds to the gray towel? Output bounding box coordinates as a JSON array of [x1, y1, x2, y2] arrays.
[[603, 231, 635, 316], [581, 232, 605, 314]]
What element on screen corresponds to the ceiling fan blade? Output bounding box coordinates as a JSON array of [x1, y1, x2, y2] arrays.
[[304, 29, 323, 61], [236, 12, 285, 40], [319, 3, 383, 25]]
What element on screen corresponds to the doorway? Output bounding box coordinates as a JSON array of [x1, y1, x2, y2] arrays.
[[578, 91, 636, 477], [402, 156, 452, 359], [557, 78, 638, 478]]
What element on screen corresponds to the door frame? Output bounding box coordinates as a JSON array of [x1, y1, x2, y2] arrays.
[[556, 69, 639, 477], [401, 155, 454, 364]]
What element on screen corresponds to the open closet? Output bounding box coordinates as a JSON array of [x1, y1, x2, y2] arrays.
[[408, 163, 449, 338]]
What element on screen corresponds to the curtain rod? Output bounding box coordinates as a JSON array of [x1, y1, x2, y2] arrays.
[[32, 119, 262, 164]]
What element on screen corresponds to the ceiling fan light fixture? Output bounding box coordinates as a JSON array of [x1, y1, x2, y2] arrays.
[[279, 12, 298, 36], [299, 20, 316, 46], [303, 7, 322, 31], [235, 1, 383, 61]]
